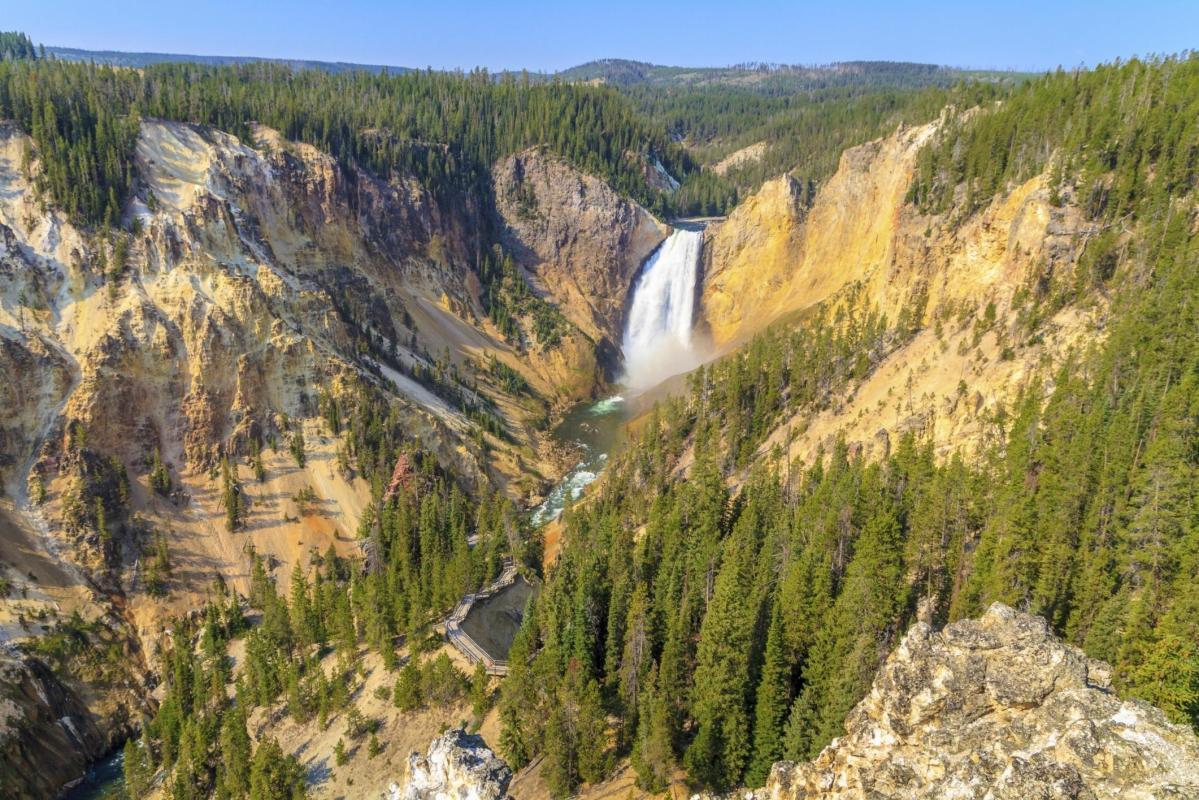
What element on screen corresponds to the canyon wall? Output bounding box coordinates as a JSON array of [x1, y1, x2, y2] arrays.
[[699, 120, 1102, 465], [493, 147, 668, 353]]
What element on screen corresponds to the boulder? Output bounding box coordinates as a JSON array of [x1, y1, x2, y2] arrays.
[[386, 728, 512, 800]]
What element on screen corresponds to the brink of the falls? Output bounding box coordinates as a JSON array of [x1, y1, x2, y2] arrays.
[[620, 227, 704, 391]]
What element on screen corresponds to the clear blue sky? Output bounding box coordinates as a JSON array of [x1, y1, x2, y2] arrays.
[[10, 0, 1198, 73]]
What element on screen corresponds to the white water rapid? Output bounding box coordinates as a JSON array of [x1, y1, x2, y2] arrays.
[[620, 227, 704, 391]]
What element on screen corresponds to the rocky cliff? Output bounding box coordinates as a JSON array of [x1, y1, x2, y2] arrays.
[[0, 119, 479, 610], [387, 728, 512, 800], [699, 119, 1103, 466], [736, 604, 1199, 800], [493, 147, 668, 354], [0, 653, 141, 799]]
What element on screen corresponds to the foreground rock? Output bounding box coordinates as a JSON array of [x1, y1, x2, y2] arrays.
[[748, 604, 1199, 800], [386, 728, 512, 800]]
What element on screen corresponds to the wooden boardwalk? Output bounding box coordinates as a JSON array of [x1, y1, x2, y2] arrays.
[[444, 559, 517, 675]]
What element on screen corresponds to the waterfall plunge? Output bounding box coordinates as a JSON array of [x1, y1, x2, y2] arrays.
[[621, 228, 704, 391]]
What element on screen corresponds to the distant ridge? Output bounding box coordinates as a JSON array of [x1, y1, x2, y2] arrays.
[[45, 45, 411, 75], [39, 46, 1024, 87], [555, 57, 1027, 89]]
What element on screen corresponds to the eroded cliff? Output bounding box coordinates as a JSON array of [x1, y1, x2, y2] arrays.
[[493, 147, 668, 353], [699, 119, 1104, 466]]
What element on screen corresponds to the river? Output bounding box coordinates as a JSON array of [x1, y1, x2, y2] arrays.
[[61, 749, 126, 800], [530, 394, 629, 527]]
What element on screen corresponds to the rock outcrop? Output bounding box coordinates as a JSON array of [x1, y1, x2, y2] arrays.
[[387, 728, 512, 800], [744, 604, 1199, 800], [0, 655, 131, 800], [493, 147, 668, 351]]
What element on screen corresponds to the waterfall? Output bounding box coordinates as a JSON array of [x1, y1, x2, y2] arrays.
[[620, 227, 704, 391]]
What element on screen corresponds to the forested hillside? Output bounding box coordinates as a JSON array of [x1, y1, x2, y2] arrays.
[[45, 44, 410, 74], [0, 54, 693, 227], [656, 84, 989, 214], [557, 58, 1017, 91], [497, 54, 1199, 797], [568, 59, 1027, 215]]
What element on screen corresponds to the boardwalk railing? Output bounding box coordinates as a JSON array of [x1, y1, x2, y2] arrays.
[[444, 559, 517, 676]]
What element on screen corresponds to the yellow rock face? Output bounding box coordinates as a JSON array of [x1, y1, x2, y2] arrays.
[[698, 119, 1103, 470], [700, 174, 807, 348], [700, 123, 938, 349]]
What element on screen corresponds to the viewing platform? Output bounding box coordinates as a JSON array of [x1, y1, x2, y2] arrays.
[[443, 559, 532, 676]]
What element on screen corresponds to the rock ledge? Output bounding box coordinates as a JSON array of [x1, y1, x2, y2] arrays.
[[736, 604, 1199, 800]]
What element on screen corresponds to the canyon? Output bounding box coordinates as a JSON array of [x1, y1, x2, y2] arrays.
[[0, 51, 1194, 800]]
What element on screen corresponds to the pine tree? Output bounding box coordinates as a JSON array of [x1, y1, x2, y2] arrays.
[[251, 437, 267, 482], [290, 563, 317, 649], [470, 661, 492, 718], [150, 447, 172, 495], [394, 658, 422, 711], [249, 738, 306, 799], [122, 736, 153, 797], [616, 584, 655, 747], [685, 514, 761, 790], [631, 663, 675, 792], [219, 702, 252, 796], [745, 602, 790, 786], [94, 497, 111, 546], [290, 427, 307, 468], [542, 662, 609, 798], [222, 456, 245, 531]]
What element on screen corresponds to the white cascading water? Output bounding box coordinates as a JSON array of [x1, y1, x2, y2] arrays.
[[621, 228, 704, 391], [531, 228, 703, 526]]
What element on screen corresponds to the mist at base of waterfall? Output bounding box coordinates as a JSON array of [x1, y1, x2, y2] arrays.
[[621, 336, 709, 393]]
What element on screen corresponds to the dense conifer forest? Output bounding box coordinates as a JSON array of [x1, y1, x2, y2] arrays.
[[605, 63, 1020, 215], [0, 54, 694, 226], [495, 54, 1199, 797], [0, 40, 1022, 227], [0, 31, 38, 61]]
